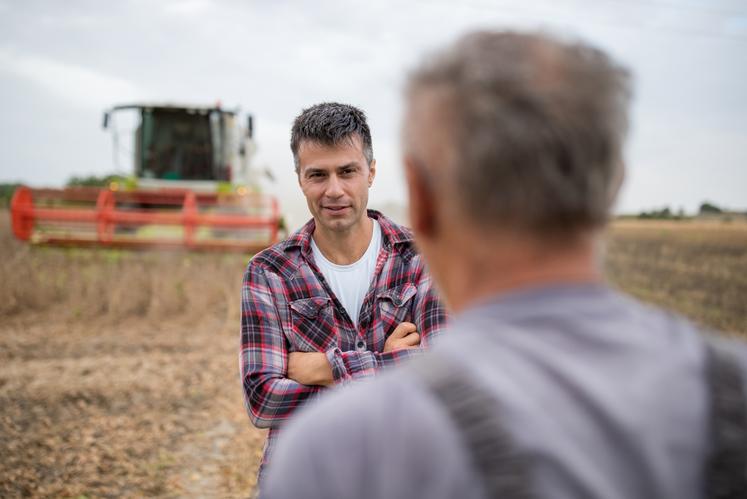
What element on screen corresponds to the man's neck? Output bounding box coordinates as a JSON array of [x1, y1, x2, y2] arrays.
[[441, 231, 603, 313], [312, 215, 374, 265]]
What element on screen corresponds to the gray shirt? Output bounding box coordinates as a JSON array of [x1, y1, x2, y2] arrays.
[[263, 284, 747, 499]]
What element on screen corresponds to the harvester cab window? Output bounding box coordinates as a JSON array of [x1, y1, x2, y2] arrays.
[[139, 108, 220, 181]]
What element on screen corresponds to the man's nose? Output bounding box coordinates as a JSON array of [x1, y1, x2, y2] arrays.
[[325, 174, 344, 198]]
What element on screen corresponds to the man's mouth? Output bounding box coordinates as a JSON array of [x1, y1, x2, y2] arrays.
[[323, 206, 350, 212]]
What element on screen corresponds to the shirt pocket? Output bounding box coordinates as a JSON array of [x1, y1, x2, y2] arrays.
[[288, 296, 337, 352], [376, 282, 418, 337]]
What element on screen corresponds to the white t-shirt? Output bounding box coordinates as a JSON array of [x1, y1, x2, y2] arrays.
[[310, 219, 382, 327]]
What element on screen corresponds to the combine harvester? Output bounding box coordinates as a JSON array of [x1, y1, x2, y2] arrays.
[[10, 103, 282, 253]]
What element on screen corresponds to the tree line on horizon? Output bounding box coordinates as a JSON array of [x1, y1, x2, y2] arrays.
[[630, 201, 746, 221]]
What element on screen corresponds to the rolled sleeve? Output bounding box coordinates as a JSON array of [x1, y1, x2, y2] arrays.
[[412, 270, 447, 347], [324, 348, 371, 382]]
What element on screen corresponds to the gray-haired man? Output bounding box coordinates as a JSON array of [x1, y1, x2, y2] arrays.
[[263, 32, 747, 498]]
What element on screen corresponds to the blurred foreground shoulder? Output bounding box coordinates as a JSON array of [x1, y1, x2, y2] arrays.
[[262, 370, 485, 499]]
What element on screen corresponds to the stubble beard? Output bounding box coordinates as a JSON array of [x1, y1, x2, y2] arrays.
[[317, 205, 366, 235]]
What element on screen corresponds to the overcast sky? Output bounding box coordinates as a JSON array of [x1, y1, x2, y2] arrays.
[[1, 0, 745, 228]]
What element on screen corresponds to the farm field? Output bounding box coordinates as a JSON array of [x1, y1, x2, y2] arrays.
[[606, 219, 747, 337], [0, 211, 265, 497], [1, 211, 746, 497]]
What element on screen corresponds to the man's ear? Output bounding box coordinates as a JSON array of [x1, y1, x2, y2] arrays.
[[404, 157, 436, 238], [367, 159, 377, 187]]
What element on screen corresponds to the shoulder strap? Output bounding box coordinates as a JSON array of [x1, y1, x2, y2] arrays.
[[410, 354, 535, 499], [412, 337, 747, 499], [704, 337, 747, 499]]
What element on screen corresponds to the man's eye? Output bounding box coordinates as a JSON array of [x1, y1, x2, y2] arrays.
[[341, 169, 354, 176]]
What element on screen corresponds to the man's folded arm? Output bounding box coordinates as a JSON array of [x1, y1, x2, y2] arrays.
[[324, 347, 420, 382], [325, 270, 447, 383], [240, 264, 323, 429]]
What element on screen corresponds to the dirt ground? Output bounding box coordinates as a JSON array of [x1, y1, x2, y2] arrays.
[[1, 212, 745, 498], [0, 211, 266, 497], [606, 220, 747, 337]]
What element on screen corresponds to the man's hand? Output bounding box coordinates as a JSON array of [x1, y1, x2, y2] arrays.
[[383, 322, 421, 353], [287, 352, 334, 386]]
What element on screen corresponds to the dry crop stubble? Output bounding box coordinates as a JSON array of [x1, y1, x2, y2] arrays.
[[0, 211, 266, 497], [605, 220, 747, 337]]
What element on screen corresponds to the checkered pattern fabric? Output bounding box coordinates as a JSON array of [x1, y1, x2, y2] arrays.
[[239, 210, 447, 473]]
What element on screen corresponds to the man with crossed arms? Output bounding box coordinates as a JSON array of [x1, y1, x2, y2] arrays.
[[239, 102, 447, 485]]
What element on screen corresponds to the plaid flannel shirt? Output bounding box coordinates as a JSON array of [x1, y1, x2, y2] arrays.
[[239, 210, 447, 472]]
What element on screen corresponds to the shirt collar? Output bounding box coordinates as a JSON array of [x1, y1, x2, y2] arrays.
[[283, 209, 412, 257]]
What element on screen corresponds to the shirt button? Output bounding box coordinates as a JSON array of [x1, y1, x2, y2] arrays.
[[356, 340, 366, 351]]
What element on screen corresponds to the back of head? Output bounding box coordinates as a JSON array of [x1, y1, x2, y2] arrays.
[[405, 31, 632, 238], [290, 102, 374, 173]]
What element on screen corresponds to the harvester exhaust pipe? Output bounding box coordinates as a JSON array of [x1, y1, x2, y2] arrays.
[[246, 115, 254, 138]]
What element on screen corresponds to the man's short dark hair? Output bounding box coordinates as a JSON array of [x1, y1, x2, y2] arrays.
[[290, 102, 374, 173]]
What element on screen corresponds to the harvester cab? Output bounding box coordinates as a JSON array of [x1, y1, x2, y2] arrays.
[[103, 103, 256, 191], [11, 103, 282, 252]]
